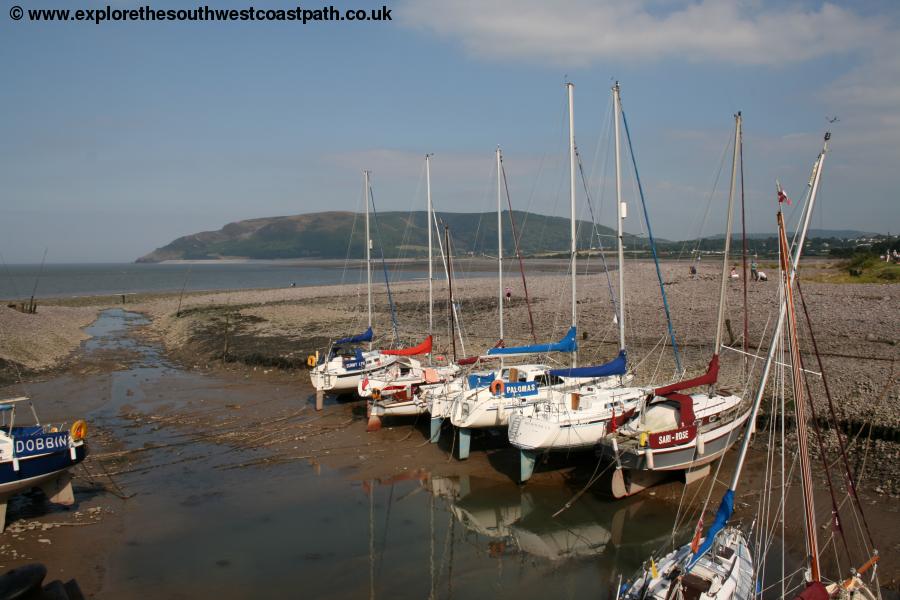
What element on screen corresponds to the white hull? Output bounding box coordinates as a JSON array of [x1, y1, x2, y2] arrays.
[[451, 375, 627, 431], [309, 352, 397, 393], [508, 387, 645, 452], [624, 527, 754, 599]]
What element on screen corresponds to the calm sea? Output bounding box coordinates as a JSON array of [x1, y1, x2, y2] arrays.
[[0, 261, 488, 299]]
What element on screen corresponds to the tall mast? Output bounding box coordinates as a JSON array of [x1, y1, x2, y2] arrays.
[[566, 82, 577, 367], [426, 154, 434, 335], [613, 82, 626, 352], [779, 209, 821, 581], [728, 132, 829, 492], [713, 113, 741, 359], [497, 146, 504, 344], [365, 169, 372, 329], [445, 225, 457, 362]]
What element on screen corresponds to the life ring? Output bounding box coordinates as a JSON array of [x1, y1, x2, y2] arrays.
[[372, 388, 382, 400], [489, 380, 505, 396], [307, 354, 318, 368], [70, 420, 88, 441]]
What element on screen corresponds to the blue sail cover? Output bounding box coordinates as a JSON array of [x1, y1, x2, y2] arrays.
[[487, 326, 577, 356], [335, 327, 373, 346], [467, 373, 495, 389], [548, 350, 627, 378], [689, 489, 734, 568]]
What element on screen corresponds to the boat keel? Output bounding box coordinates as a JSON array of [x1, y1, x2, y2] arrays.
[[429, 417, 442, 443], [519, 450, 537, 483], [457, 428, 471, 460], [605, 468, 667, 499]]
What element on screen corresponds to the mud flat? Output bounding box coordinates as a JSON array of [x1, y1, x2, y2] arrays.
[[0, 259, 896, 596]]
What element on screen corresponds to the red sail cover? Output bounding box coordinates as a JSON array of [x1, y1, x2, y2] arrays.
[[654, 355, 719, 396], [458, 340, 505, 366], [793, 582, 829, 600], [381, 336, 433, 356]]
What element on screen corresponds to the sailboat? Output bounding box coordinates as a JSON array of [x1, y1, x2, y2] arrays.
[[596, 113, 751, 498], [621, 130, 880, 600], [508, 83, 654, 482], [309, 170, 399, 396], [362, 155, 461, 428], [448, 84, 624, 460]]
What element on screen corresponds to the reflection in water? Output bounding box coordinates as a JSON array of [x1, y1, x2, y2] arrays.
[[424, 475, 682, 565]]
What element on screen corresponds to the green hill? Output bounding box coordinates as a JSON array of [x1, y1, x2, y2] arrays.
[[136, 211, 649, 262]]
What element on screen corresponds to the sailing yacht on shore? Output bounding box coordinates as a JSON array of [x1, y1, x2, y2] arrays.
[[447, 83, 626, 460], [309, 171, 398, 396], [596, 112, 751, 498], [508, 83, 651, 482]]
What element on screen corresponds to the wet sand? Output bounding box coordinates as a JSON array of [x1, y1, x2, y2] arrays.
[[0, 259, 897, 596]]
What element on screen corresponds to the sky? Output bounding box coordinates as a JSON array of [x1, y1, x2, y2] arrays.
[[1, 0, 898, 262]]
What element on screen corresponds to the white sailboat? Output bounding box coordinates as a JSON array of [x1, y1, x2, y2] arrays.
[[596, 112, 751, 498], [508, 82, 652, 482], [309, 170, 398, 396], [448, 84, 622, 460], [362, 155, 461, 428]]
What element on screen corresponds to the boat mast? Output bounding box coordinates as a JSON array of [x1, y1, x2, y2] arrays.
[[727, 132, 829, 492], [566, 82, 577, 367], [613, 82, 626, 353], [364, 170, 372, 330], [445, 225, 457, 362], [713, 113, 741, 367], [426, 154, 434, 336], [497, 146, 504, 345], [779, 208, 821, 582]]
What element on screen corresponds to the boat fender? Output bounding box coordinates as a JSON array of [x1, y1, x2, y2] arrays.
[[489, 380, 505, 397], [645, 447, 654, 470], [639, 432, 649, 447], [696, 435, 705, 455], [70, 420, 88, 441]]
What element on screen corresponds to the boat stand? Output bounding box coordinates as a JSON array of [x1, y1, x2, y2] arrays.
[[0, 472, 75, 533]]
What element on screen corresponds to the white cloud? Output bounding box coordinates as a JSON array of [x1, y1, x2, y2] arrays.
[[398, 0, 882, 66]]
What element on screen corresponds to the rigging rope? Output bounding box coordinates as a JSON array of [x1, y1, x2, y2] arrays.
[[620, 108, 683, 374], [368, 186, 400, 343], [500, 160, 538, 343], [795, 277, 877, 551], [575, 146, 618, 318]]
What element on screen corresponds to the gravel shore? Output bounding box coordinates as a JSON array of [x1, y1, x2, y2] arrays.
[[1, 259, 897, 489]]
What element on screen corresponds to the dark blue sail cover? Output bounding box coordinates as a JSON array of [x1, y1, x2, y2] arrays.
[[548, 350, 627, 378], [487, 326, 577, 356], [335, 327, 373, 346], [689, 489, 734, 568], [467, 373, 495, 389]]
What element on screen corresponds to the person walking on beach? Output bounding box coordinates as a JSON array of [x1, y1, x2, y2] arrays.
[[750, 259, 759, 281], [505, 286, 512, 304]]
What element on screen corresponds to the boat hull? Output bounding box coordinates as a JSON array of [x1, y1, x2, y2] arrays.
[[600, 407, 750, 473], [0, 442, 87, 496]]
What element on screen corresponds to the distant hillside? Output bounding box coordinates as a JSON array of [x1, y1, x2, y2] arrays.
[[136, 211, 651, 262]]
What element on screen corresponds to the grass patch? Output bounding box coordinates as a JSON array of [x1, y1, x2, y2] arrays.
[[803, 254, 900, 284]]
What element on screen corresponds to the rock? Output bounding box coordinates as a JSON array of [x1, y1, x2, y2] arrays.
[[37, 539, 51, 544]]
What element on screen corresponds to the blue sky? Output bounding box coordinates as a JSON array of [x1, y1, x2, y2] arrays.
[[1, 0, 898, 262]]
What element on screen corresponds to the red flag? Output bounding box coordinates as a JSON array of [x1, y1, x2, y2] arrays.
[[690, 517, 704, 553], [609, 407, 617, 433], [777, 188, 792, 205]]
